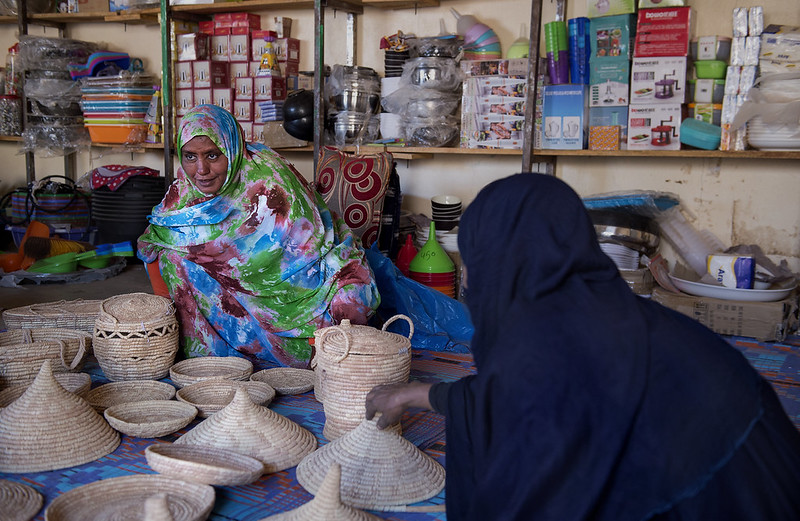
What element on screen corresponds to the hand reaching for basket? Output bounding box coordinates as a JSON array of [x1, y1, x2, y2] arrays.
[[365, 381, 433, 429]]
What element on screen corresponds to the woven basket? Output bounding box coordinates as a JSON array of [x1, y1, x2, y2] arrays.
[[43, 474, 215, 521], [0, 372, 91, 408], [0, 478, 43, 521], [175, 379, 275, 417], [0, 328, 92, 387], [250, 367, 315, 395], [84, 380, 176, 413], [169, 356, 253, 388], [104, 400, 198, 438], [145, 442, 264, 486], [93, 293, 179, 381], [2, 299, 102, 333], [311, 316, 413, 440]]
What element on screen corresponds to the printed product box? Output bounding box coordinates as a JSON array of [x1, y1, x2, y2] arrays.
[[638, 0, 685, 8], [253, 76, 286, 101], [229, 62, 249, 82], [177, 33, 210, 61], [589, 57, 630, 106], [251, 30, 278, 61], [627, 103, 682, 150], [630, 56, 687, 105], [634, 7, 694, 57], [286, 75, 299, 91], [275, 38, 300, 63], [589, 14, 636, 60], [587, 0, 635, 18], [298, 73, 314, 91], [193, 87, 212, 106], [235, 77, 254, 100], [192, 61, 230, 89], [541, 84, 588, 150], [460, 59, 529, 77], [212, 88, 233, 112], [211, 28, 231, 61], [462, 95, 527, 117], [466, 77, 527, 98], [588, 125, 621, 150], [253, 123, 265, 143], [589, 106, 628, 146], [198, 20, 214, 35], [212, 12, 260, 30], [176, 89, 193, 116], [230, 27, 250, 62], [249, 61, 262, 77], [463, 114, 526, 145], [234, 100, 253, 121], [174, 61, 192, 89], [282, 61, 299, 77]]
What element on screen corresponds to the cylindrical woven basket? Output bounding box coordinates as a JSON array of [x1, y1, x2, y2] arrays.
[[169, 356, 253, 388], [176, 379, 275, 417], [104, 400, 198, 438], [311, 315, 413, 440], [250, 367, 315, 395], [2, 299, 102, 333], [0, 328, 92, 387], [93, 293, 179, 381], [84, 380, 177, 413], [0, 478, 44, 521], [43, 474, 215, 521], [0, 372, 92, 408], [145, 442, 264, 486]]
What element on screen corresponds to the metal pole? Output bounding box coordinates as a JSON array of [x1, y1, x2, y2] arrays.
[[522, 0, 544, 173], [313, 0, 325, 180], [160, 0, 174, 183]]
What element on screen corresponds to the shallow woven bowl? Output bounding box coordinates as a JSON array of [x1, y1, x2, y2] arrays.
[[0, 478, 43, 521], [43, 474, 215, 521], [169, 356, 253, 388], [176, 380, 275, 417], [84, 380, 176, 413], [250, 367, 315, 395], [145, 443, 264, 486], [104, 400, 198, 438]]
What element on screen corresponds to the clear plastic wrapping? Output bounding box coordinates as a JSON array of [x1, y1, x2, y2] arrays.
[[403, 115, 460, 147], [327, 64, 380, 98], [748, 6, 764, 36], [401, 57, 463, 91], [21, 124, 92, 157], [18, 35, 100, 71], [382, 86, 461, 118]]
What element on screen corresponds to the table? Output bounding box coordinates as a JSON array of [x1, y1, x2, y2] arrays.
[[0, 349, 476, 521]]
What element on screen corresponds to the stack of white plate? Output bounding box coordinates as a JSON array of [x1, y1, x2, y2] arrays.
[[600, 242, 640, 270], [747, 116, 800, 150], [415, 221, 459, 253]]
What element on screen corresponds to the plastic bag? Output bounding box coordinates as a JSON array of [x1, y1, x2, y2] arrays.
[[365, 244, 472, 353]]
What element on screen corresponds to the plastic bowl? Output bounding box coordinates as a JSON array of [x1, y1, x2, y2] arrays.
[[28, 252, 79, 273], [85, 124, 147, 144], [693, 60, 727, 79]]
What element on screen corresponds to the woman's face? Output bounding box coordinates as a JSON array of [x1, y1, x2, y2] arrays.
[[181, 135, 228, 195]]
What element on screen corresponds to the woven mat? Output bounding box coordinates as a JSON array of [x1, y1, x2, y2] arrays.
[[0, 350, 475, 521]]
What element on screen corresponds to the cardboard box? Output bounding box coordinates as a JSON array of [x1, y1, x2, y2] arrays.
[[587, 0, 636, 18], [627, 103, 681, 150], [193, 87, 212, 106], [251, 30, 278, 61], [174, 61, 192, 89], [176, 89, 194, 116], [460, 59, 529, 77], [212, 88, 233, 112], [233, 100, 253, 121], [253, 75, 286, 101], [589, 14, 636, 59], [77, 0, 109, 12], [589, 57, 630, 106], [589, 106, 628, 145], [630, 56, 687, 105], [192, 61, 229, 89], [230, 27, 250, 62], [211, 29, 230, 61], [651, 286, 798, 342], [229, 61, 249, 82], [634, 7, 694, 57], [176, 33, 210, 61], [589, 125, 621, 150], [541, 84, 588, 150], [235, 77, 254, 100], [275, 38, 300, 63]]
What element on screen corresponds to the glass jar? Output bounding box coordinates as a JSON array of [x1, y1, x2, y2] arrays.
[[0, 95, 22, 136]]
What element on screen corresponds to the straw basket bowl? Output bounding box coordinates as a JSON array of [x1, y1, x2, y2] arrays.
[[169, 356, 253, 388], [250, 367, 315, 395], [104, 400, 198, 438], [93, 293, 179, 381], [2, 299, 102, 333], [0, 328, 92, 387], [176, 379, 275, 417], [0, 478, 43, 521], [0, 372, 91, 408], [312, 315, 413, 440], [84, 380, 176, 413], [43, 474, 215, 521], [145, 443, 264, 486]]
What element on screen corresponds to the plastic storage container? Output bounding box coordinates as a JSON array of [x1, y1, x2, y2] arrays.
[[687, 79, 725, 103], [690, 36, 732, 62], [680, 118, 721, 151], [687, 103, 722, 126], [693, 60, 727, 79]]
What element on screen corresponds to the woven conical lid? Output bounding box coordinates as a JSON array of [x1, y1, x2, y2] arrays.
[[0, 479, 43, 521], [143, 494, 174, 521], [258, 464, 381, 521], [0, 360, 120, 473], [295, 417, 445, 511], [175, 388, 316, 473], [314, 316, 412, 358]]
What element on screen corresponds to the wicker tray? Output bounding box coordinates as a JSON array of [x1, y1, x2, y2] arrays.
[[169, 356, 253, 388], [145, 443, 264, 486], [84, 380, 177, 413], [2, 299, 102, 333], [176, 379, 275, 417], [0, 372, 91, 408], [104, 400, 198, 438], [250, 367, 315, 395], [43, 474, 215, 521]]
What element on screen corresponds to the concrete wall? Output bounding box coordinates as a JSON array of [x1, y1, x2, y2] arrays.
[[0, 0, 797, 270]]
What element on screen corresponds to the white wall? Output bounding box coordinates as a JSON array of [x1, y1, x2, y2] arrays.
[[0, 0, 798, 271]]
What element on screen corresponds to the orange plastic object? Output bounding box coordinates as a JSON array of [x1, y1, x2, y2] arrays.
[[86, 124, 147, 144], [146, 261, 170, 298], [0, 252, 22, 272], [19, 221, 50, 270]]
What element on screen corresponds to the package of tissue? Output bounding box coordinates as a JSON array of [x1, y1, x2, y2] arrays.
[[707, 254, 755, 288]]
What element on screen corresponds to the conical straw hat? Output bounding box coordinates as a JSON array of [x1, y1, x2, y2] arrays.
[[0, 360, 120, 473], [295, 417, 445, 511], [143, 494, 174, 521], [258, 464, 381, 521], [175, 388, 316, 473], [0, 479, 43, 521]]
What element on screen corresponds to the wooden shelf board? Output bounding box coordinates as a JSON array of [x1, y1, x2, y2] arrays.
[[361, 0, 439, 9], [28, 8, 161, 24], [531, 149, 800, 160], [0, 135, 22, 142], [171, 0, 362, 15]]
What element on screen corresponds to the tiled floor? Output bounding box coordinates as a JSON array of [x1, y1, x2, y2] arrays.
[[0, 262, 153, 329]]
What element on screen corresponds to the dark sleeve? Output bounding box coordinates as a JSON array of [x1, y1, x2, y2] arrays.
[[428, 381, 453, 416]]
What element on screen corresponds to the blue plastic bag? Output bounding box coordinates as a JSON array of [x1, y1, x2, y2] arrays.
[[366, 244, 473, 353]]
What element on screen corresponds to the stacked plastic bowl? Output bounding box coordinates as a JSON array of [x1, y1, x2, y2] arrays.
[[452, 8, 501, 61], [80, 74, 156, 144]]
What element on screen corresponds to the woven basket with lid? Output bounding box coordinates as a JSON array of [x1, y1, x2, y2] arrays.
[[0, 328, 92, 387], [312, 315, 413, 440], [93, 293, 179, 381], [2, 299, 102, 332]]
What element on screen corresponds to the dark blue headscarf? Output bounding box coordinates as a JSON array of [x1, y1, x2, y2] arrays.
[[446, 173, 763, 520]]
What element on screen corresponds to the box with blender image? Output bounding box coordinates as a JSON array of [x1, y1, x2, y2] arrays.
[[629, 57, 687, 105], [626, 103, 682, 150], [589, 106, 628, 149], [590, 57, 630, 106], [541, 85, 588, 150]]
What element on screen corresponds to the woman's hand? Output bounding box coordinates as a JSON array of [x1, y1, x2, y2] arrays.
[[365, 381, 433, 429]]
